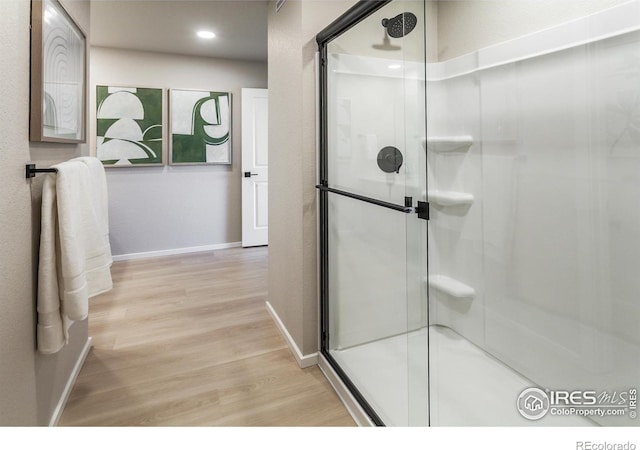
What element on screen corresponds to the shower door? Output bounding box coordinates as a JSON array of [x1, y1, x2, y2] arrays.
[[317, 0, 429, 426], [318, 0, 640, 428]]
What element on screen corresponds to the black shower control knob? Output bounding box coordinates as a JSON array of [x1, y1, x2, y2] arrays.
[[377, 146, 403, 174]]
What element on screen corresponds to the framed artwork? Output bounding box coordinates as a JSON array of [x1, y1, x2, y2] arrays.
[[96, 86, 164, 166], [170, 89, 232, 165], [30, 0, 87, 143]]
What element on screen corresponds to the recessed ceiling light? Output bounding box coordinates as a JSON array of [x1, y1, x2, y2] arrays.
[[197, 30, 216, 39], [388, 64, 402, 69]]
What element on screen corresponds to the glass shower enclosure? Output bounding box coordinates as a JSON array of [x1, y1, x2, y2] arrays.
[[317, 0, 640, 426]]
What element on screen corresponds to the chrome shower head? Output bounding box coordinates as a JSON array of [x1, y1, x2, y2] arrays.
[[382, 12, 417, 38]]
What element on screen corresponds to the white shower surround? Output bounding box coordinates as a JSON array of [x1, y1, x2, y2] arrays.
[[330, 0, 640, 426], [427, 0, 640, 427]]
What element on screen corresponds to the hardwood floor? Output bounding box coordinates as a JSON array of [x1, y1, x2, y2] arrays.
[[59, 247, 355, 426]]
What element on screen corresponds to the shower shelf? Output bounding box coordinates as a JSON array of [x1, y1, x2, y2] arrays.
[[428, 190, 474, 207], [428, 275, 475, 299], [424, 136, 473, 152]]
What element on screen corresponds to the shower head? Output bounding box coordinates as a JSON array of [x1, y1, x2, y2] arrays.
[[382, 12, 417, 38]]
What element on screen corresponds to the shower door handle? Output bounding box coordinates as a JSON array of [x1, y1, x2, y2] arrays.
[[406, 196, 430, 220], [316, 185, 429, 220], [317, 184, 413, 213]]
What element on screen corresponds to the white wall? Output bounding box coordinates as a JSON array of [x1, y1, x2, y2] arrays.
[[0, 0, 91, 426], [90, 47, 267, 257], [436, 0, 630, 61]]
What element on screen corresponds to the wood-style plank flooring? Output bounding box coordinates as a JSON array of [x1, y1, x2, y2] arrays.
[[59, 247, 355, 426]]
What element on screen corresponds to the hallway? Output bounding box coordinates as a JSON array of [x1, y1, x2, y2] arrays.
[[59, 247, 354, 426]]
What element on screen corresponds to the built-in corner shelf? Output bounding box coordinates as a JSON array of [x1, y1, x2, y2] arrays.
[[424, 136, 473, 153], [428, 190, 474, 207], [428, 275, 475, 299]]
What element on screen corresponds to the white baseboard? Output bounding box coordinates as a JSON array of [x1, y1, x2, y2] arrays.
[[318, 353, 374, 427], [112, 242, 242, 262], [265, 301, 318, 369], [50, 337, 92, 427]]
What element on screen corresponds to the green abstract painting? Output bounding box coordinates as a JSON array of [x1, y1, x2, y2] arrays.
[[170, 89, 231, 165], [96, 86, 163, 166]]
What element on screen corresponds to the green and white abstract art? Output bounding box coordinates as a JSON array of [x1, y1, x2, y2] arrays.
[[96, 86, 163, 166], [170, 89, 232, 165]]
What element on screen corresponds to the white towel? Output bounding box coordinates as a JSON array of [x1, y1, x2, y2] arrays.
[[37, 173, 65, 354], [37, 157, 113, 354], [74, 156, 113, 297]]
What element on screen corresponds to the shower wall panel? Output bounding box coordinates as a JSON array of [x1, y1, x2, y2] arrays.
[[427, 2, 640, 425], [426, 70, 485, 346]]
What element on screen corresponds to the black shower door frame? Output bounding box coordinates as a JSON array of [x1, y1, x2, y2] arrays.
[[315, 0, 428, 426]]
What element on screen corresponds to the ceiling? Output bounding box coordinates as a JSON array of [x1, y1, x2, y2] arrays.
[[90, 0, 269, 62]]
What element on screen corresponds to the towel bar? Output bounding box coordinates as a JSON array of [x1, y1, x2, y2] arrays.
[[26, 164, 58, 179]]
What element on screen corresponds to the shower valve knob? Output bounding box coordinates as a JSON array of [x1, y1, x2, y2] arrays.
[[377, 146, 403, 174]]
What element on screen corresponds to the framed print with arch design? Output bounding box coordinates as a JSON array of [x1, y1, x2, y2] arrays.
[[30, 0, 87, 143], [169, 89, 232, 165], [96, 85, 164, 166]]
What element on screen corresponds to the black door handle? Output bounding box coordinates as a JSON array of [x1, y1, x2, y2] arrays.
[[244, 172, 258, 178]]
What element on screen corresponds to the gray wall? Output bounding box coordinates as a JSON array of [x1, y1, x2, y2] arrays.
[[90, 47, 268, 257], [0, 0, 91, 426], [267, 0, 357, 358]]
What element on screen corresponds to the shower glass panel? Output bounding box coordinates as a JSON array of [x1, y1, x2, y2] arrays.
[[426, 0, 640, 426], [321, 0, 428, 426]]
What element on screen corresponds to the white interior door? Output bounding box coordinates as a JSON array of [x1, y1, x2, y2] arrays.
[[241, 88, 269, 247]]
